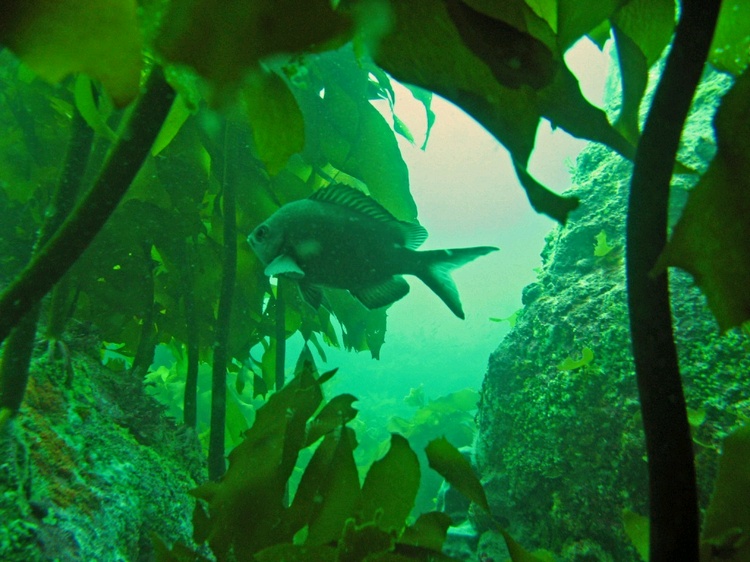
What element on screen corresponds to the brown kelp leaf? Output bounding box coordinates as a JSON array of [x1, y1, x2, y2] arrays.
[[190, 370, 324, 557], [243, 70, 305, 175], [337, 520, 394, 562], [375, 0, 538, 166], [357, 434, 420, 532], [556, 0, 628, 50], [299, 51, 416, 222], [700, 425, 750, 562], [446, 0, 556, 90], [514, 163, 579, 224], [306, 427, 361, 546], [537, 63, 635, 161], [373, 0, 621, 223], [157, 0, 352, 89], [0, 0, 142, 106], [656, 72, 750, 331], [425, 436, 490, 513], [398, 512, 453, 552], [306, 394, 359, 446]]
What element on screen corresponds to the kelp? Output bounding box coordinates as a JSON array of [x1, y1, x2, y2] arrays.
[[158, 365, 541, 562], [0, 2, 749, 561], [625, 1, 720, 560]]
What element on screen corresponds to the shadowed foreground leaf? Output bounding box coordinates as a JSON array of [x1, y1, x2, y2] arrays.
[[357, 433, 420, 533], [700, 424, 750, 562], [656, 71, 750, 331], [0, 0, 143, 106], [157, 0, 352, 90], [425, 436, 489, 513]]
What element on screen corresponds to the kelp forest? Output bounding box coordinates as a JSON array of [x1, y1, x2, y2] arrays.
[[0, 1, 749, 561]]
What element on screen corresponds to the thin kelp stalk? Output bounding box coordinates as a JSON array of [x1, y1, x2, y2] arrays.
[[181, 237, 200, 429], [625, 1, 720, 560], [275, 279, 286, 390], [208, 122, 238, 481], [0, 67, 176, 347], [129, 242, 158, 376], [0, 95, 95, 418], [46, 98, 96, 345]]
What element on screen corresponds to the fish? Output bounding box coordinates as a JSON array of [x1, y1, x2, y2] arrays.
[[247, 184, 498, 319]]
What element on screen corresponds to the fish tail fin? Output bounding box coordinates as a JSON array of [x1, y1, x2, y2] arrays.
[[416, 246, 498, 319]]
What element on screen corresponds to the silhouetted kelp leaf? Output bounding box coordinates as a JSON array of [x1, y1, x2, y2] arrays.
[[338, 519, 395, 562], [295, 50, 417, 222], [157, 0, 352, 91], [0, 0, 142, 106], [446, 0, 556, 90], [700, 424, 750, 561], [403, 85, 436, 150], [190, 368, 324, 558], [656, 72, 750, 331], [611, 0, 675, 143], [324, 288, 388, 359], [357, 434, 420, 532], [243, 69, 305, 175], [305, 427, 361, 546], [425, 436, 490, 513], [398, 511, 452, 552], [306, 394, 358, 446], [374, 0, 636, 224]]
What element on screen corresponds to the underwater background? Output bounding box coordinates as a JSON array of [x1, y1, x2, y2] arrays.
[[1, 2, 749, 562]]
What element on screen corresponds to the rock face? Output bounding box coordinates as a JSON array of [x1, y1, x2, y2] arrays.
[[0, 323, 206, 561], [474, 68, 747, 561]]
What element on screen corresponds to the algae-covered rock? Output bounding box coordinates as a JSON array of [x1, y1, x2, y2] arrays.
[[0, 323, 206, 561], [475, 66, 748, 561]]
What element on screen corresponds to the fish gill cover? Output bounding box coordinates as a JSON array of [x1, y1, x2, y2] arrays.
[[0, 0, 748, 561]]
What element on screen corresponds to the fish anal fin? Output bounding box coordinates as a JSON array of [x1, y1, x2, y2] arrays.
[[265, 255, 304, 279], [350, 276, 410, 310], [299, 282, 324, 310]]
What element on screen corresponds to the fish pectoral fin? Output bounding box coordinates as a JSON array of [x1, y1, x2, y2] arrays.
[[350, 277, 410, 310], [264, 255, 304, 279], [299, 282, 324, 310]]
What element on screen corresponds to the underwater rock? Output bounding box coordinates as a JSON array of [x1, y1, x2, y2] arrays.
[[0, 323, 207, 561], [475, 67, 744, 561]]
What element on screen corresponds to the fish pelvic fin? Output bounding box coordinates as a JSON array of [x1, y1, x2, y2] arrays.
[[416, 246, 498, 319]]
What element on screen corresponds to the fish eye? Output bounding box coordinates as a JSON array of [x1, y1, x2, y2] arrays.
[[255, 225, 269, 241]]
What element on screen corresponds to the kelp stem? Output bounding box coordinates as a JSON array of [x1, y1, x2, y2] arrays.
[[181, 237, 200, 429], [0, 96, 95, 416], [208, 123, 238, 481], [625, 1, 720, 560], [275, 280, 286, 390], [0, 67, 176, 347]]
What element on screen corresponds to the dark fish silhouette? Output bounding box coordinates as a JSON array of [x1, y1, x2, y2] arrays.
[[248, 184, 498, 318]]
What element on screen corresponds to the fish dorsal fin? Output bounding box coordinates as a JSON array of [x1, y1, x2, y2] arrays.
[[311, 184, 428, 249]]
